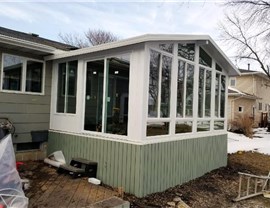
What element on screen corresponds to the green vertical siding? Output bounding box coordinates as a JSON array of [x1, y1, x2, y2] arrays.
[[48, 132, 227, 197]]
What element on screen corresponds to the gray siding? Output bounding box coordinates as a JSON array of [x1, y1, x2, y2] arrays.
[[0, 50, 52, 144], [48, 132, 227, 197]]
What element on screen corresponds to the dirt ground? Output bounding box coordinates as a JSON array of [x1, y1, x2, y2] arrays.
[[124, 152, 270, 208], [19, 152, 270, 208]]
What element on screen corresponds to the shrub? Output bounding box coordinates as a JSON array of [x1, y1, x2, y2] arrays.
[[230, 114, 254, 138]]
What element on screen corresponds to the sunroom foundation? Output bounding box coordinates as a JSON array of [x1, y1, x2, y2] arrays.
[[48, 132, 227, 197]]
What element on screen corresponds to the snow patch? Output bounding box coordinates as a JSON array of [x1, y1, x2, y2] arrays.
[[228, 128, 270, 155]]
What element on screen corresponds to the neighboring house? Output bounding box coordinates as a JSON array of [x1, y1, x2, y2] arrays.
[[0, 26, 239, 197], [228, 69, 270, 127]]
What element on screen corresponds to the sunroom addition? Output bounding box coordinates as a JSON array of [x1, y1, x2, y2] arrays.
[[47, 34, 239, 197]]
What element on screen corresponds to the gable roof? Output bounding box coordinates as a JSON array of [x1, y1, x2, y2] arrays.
[[0, 26, 76, 51], [45, 34, 239, 76], [238, 68, 269, 80]]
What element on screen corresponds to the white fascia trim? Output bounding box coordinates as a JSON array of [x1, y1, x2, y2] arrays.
[[45, 34, 212, 60], [0, 34, 63, 54]]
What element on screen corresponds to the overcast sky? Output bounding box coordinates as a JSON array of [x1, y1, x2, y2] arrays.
[[0, 1, 252, 69]]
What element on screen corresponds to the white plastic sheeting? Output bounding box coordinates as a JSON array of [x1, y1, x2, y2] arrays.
[[0, 134, 28, 208]]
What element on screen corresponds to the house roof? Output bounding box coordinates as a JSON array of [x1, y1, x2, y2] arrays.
[[0, 26, 77, 56], [238, 68, 269, 80], [45, 34, 239, 76], [228, 86, 259, 100]]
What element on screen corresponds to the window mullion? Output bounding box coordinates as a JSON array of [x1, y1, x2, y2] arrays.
[[22, 59, 27, 92], [64, 63, 69, 113], [183, 62, 187, 118], [218, 74, 221, 118], [102, 59, 108, 133], [157, 54, 163, 118], [202, 69, 206, 118]]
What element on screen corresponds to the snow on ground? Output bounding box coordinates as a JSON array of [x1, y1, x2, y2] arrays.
[[228, 128, 270, 155]]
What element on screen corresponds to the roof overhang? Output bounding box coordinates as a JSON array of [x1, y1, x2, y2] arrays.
[[240, 71, 270, 80], [228, 87, 259, 100], [0, 34, 63, 56], [45, 34, 239, 76], [228, 93, 258, 100]]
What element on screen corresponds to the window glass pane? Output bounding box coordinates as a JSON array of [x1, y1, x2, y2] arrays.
[[215, 74, 220, 117], [198, 68, 204, 118], [176, 60, 185, 117], [214, 121, 224, 130], [26, 61, 43, 93], [220, 75, 226, 117], [147, 122, 169, 136], [199, 47, 212, 67], [216, 63, 222, 72], [205, 70, 212, 117], [2, 54, 23, 91], [175, 121, 192, 134], [105, 55, 130, 135], [197, 121, 210, 132], [57, 63, 66, 113], [159, 43, 173, 53], [178, 43, 195, 61], [84, 60, 104, 132], [66, 61, 77, 114], [148, 50, 161, 118], [230, 78, 236, 87], [185, 64, 194, 117], [160, 56, 172, 118], [57, 61, 77, 114]]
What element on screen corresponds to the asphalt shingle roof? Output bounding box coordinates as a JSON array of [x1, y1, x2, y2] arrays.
[[0, 26, 77, 51]]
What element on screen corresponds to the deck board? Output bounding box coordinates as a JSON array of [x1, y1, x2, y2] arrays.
[[23, 162, 117, 208]]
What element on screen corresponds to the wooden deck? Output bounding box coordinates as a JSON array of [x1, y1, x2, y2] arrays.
[[22, 162, 118, 208]]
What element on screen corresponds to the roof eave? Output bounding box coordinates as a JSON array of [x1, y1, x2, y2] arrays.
[[44, 34, 239, 77], [0, 34, 63, 54], [45, 34, 214, 61]]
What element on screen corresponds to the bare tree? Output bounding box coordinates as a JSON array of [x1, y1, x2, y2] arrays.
[[59, 29, 119, 48], [58, 32, 89, 48], [85, 29, 119, 46], [220, 1, 270, 78]]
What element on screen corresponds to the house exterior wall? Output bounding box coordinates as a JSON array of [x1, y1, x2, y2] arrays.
[[227, 96, 255, 126], [233, 75, 255, 95], [229, 74, 270, 126], [0, 49, 52, 146], [254, 76, 270, 124], [48, 131, 227, 197]]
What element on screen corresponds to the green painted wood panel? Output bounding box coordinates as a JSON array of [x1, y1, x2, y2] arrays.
[[48, 132, 227, 197]]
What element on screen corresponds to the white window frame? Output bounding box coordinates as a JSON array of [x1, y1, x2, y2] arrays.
[[82, 53, 131, 136], [56, 60, 78, 114], [238, 106, 243, 113], [230, 77, 236, 87], [259, 102, 263, 111], [1, 53, 45, 95], [213, 66, 227, 131]]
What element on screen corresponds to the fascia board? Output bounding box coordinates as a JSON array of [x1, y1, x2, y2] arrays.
[[45, 34, 212, 61], [45, 34, 239, 77], [0, 34, 61, 54]]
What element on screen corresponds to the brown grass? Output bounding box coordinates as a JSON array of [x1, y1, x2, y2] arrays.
[[230, 114, 254, 138]]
